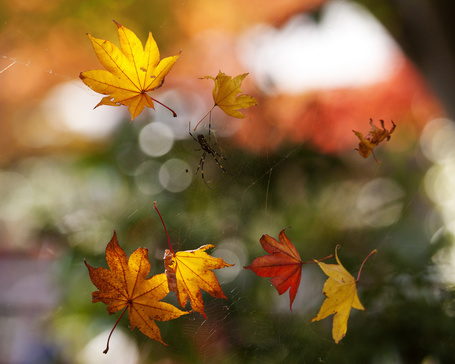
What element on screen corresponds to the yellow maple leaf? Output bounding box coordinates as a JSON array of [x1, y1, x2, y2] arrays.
[[311, 246, 376, 344], [80, 21, 180, 121], [192, 71, 257, 131], [164, 245, 234, 318], [193, 71, 257, 131], [205, 71, 257, 118], [84, 231, 188, 352]]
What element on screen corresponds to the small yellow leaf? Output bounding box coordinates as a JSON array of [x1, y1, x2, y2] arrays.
[[204, 71, 257, 118], [311, 247, 367, 344]]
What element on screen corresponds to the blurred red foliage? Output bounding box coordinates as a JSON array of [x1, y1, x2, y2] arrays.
[[231, 55, 445, 154], [169, 0, 445, 155]]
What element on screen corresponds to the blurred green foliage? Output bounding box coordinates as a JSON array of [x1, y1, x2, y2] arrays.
[[45, 115, 453, 363]]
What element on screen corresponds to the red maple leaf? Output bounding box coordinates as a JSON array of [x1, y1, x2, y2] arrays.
[[244, 229, 331, 310]]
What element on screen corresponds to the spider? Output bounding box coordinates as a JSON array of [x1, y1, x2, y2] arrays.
[[189, 123, 227, 187]]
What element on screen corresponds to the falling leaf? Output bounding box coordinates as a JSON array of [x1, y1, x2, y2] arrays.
[[311, 246, 377, 344], [205, 71, 257, 118], [352, 118, 396, 163], [84, 231, 188, 352], [244, 229, 303, 310], [80, 21, 180, 121], [164, 245, 234, 318], [194, 71, 257, 131], [244, 229, 332, 310]]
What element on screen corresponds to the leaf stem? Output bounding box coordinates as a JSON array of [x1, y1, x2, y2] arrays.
[[154, 201, 174, 254], [371, 150, 381, 164], [356, 249, 377, 282], [103, 305, 128, 354], [302, 254, 334, 264], [150, 97, 177, 117], [193, 105, 215, 131]]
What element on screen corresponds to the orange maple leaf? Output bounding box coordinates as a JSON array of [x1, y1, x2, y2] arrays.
[[84, 231, 188, 352], [194, 71, 257, 130], [311, 246, 377, 344], [352, 118, 396, 163], [80, 21, 180, 121], [154, 202, 233, 318], [244, 229, 332, 310]]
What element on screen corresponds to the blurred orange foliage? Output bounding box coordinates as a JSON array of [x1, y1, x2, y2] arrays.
[[174, 0, 326, 36], [0, 0, 446, 163]]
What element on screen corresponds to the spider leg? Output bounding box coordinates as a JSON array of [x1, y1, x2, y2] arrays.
[[210, 153, 228, 174], [208, 112, 212, 138], [204, 128, 226, 160], [189, 122, 199, 143], [198, 153, 212, 188], [189, 125, 228, 186], [195, 152, 205, 176], [206, 113, 221, 146], [211, 149, 228, 161], [189, 123, 205, 152]]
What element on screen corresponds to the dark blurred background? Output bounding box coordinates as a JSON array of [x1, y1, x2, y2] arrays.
[[1, 0, 455, 363]]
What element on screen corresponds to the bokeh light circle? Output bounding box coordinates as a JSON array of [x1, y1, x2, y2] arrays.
[[138, 122, 174, 157], [356, 177, 404, 227], [212, 239, 247, 284], [134, 161, 163, 195], [159, 159, 192, 192], [44, 82, 123, 139], [420, 118, 455, 164]]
